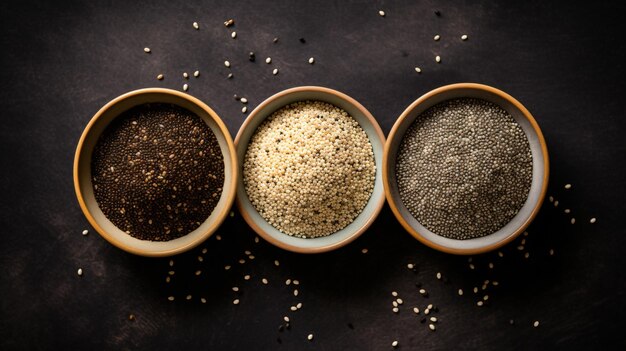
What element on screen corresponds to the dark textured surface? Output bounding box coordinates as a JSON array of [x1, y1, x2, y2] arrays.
[[1, 0, 625, 350]]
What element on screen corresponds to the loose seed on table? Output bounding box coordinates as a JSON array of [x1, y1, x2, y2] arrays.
[[498, 251, 504, 258], [293, 289, 299, 296], [224, 265, 231, 270], [157, 74, 164, 80], [238, 259, 245, 264], [392, 307, 399, 313], [242, 106, 247, 113], [244, 275, 251, 280], [262, 278, 268, 285], [232, 287, 239, 292], [488, 262, 494, 269], [392, 301, 398, 307], [193, 22, 199, 29], [396, 298, 403, 305], [564, 183, 572, 189], [144, 47, 151, 53], [524, 252, 530, 259], [297, 302, 302, 309], [227, 73, 233, 79], [265, 57, 272, 64], [429, 323, 436, 331], [407, 263, 415, 269], [308, 57, 315, 64], [361, 248, 368, 254], [477, 301, 484, 306], [533, 321, 540, 327], [392, 340, 398, 348], [413, 307, 420, 314], [202, 248, 207, 254], [436, 272, 442, 280], [435, 55, 441, 63], [201, 298, 207, 303], [293, 279, 300, 284], [284, 316, 290, 322], [307, 334, 314, 341], [233, 299, 240, 305], [273, 37, 279, 43], [571, 218, 576, 224], [240, 97, 248, 104], [168, 296, 175, 301], [469, 263, 475, 270], [458, 289, 463, 296], [169, 272, 175, 276], [77, 268, 83, 276], [564, 209, 571, 214], [249, 52, 255, 61], [549, 196, 554, 202], [193, 70, 199, 77], [195, 270, 202, 276], [590, 217, 597, 224], [378, 10, 386, 17], [183, 84, 188, 92], [461, 34, 468, 40], [427, 304, 433, 310], [183, 72, 189, 79], [415, 67, 421, 73], [186, 295, 192, 300], [392, 291, 398, 297], [224, 60, 231, 67], [430, 317, 437, 322], [224, 19, 234, 27], [424, 308, 430, 315], [231, 31, 237, 39], [419, 288, 427, 296], [82, 229, 89, 236], [554, 200, 559, 207], [272, 68, 279, 75], [434, 34, 440, 41], [274, 260, 280, 266], [290, 306, 297, 311]]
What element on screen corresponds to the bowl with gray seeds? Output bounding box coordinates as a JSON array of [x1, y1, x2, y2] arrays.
[[235, 86, 386, 253], [383, 83, 549, 254], [74, 88, 238, 257]]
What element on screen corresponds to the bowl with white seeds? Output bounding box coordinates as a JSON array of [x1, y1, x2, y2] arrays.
[[235, 86, 386, 253], [383, 83, 549, 254], [74, 88, 238, 256]]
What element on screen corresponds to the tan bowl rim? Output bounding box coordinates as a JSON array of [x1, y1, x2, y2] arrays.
[[383, 82, 550, 255], [234, 85, 386, 253], [73, 88, 238, 257]]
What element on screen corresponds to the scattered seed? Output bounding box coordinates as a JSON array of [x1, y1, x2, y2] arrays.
[[202, 248, 207, 254], [284, 316, 290, 322], [183, 84, 188, 92], [427, 304, 433, 310], [524, 252, 530, 259], [517, 245, 524, 251], [590, 217, 596, 224], [392, 340, 398, 348], [378, 10, 386, 17], [239, 259, 246, 264], [128, 314, 135, 321], [262, 278, 268, 285], [307, 334, 314, 341], [242, 106, 247, 113], [274, 260, 280, 266], [407, 263, 415, 269], [413, 307, 420, 314], [424, 308, 430, 315], [436, 272, 442, 280], [144, 47, 151, 53], [458, 289, 463, 296], [430, 317, 437, 322], [429, 323, 436, 331], [232, 286, 239, 292], [392, 291, 398, 297], [415, 67, 421, 73], [473, 287, 478, 293], [224, 19, 234, 27], [435, 55, 441, 63], [224, 60, 231, 68], [293, 289, 299, 296], [297, 302, 302, 309], [294, 280, 300, 285], [266, 57, 272, 64], [201, 298, 207, 303], [168, 296, 175, 301], [198, 256, 204, 262], [509, 319, 515, 325], [434, 34, 440, 41], [392, 307, 399, 313], [186, 294, 192, 300], [564, 184, 572, 189], [249, 52, 256, 62], [554, 200, 559, 207], [533, 321, 540, 327], [290, 306, 297, 311], [240, 97, 248, 104], [549, 196, 554, 202], [286, 279, 292, 285], [483, 295, 489, 301], [469, 263, 475, 270], [477, 301, 484, 306], [227, 73, 233, 79], [193, 22, 199, 30], [156, 74, 164, 80], [224, 265, 231, 270], [361, 248, 368, 254], [273, 37, 279, 43], [272, 68, 279, 75], [231, 31, 237, 39], [165, 276, 170, 283], [193, 71, 199, 77], [488, 262, 494, 269], [396, 298, 404, 305], [233, 299, 240, 305], [82, 229, 89, 236], [244, 274, 251, 280], [571, 218, 576, 224], [183, 72, 189, 79], [564, 208, 571, 214], [77, 268, 83, 276], [461, 34, 468, 40], [419, 288, 427, 296], [308, 57, 315, 64]]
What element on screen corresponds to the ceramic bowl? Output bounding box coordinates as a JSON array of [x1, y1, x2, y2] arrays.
[[383, 83, 549, 255], [235, 86, 386, 253], [73, 88, 238, 257]]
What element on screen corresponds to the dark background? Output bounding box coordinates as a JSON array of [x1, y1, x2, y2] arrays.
[[1, 0, 625, 350]]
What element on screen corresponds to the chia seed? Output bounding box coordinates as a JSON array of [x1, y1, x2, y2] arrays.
[[91, 103, 225, 241], [396, 98, 532, 239]]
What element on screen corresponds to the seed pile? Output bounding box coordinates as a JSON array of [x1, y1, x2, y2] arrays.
[[92, 103, 224, 241], [243, 101, 376, 238], [396, 98, 532, 239]]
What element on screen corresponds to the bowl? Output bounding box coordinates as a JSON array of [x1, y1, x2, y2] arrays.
[[383, 83, 549, 255], [73, 88, 238, 257], [234, 86, 386, 253]]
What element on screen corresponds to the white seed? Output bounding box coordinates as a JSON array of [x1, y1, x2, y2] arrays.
[[144, 47, 151, 53], [202, 248, 207, 254], [434, 34, 440, 41], [436, 272, 442, 280], [489, 262, 494, 269], [216, 235, 222, 241], [379, 10, 386, 17], [419, 288, 427, 295], [392, 291, 398, 297], [361, 248, 368, 254], [240, 97, 248, 104], [193, 70, 200, 77], [293, 280, 300, 285], [477, 301, 484, 306], [274, 260, 280, 266], [430, 317, 437, 322], [435, 55, 441, 63], [427, 304, 433, 310], [290, 306, 297, 311], [571, 218, 576, 224], [233, 299, 240, 305], [224, 60, 231, 67], [483, 295, 489, 301], [469, 263, 475, 270], [77, 268, 83, 276], [461, 34, 468, 40], [193, 22, 199, 29], [242, 106, 247, 113], [195, 270, 202, 276], [244, 274, 250, 280], [201, 297, 207, 303], [286, 279, 292, 285], [297, 302, 302, 309], [533, 320, 540, 327], [458, 289, 463, 296], [183, 72, 189, 78], [429, 323, 436, 331], [564, 209, 571, 214], [524, 252, 530, 259], [156, 74, 164, 80], [265, 57, 272, 64], [564, 183, 572, 189], [283, 316, 290, 322], [232, 286, 239, 292], [392, 340, 398, 347], [307, 334, 314, 341], [165, 276, 170, 283], [186, 295, 192, 300], [407, 263, 414, 269], [517, 245, 524, 251], [413, 307, 420, 314], [308, 57, 315, 64], [168, 296, 175, 301], [168, 271, 175, 276], [254, 236, 259, 243], [183, 84, 188, 92], [82, 229, 89, 236], [554, 200, 559, 207], [424, 308, 430, 315], [549, 196, 554, 202], [272, 68, 279, 75], [473, 287, 478, 293], [415, 67, 421, 73], [224, 265, 231, 270], [231, 31, 237, 38], [492, 281, 499, 286], [396, 298, 403, 305], [392, 307, 399, 313], [248, 255, 255, 260], [198, 256, 203, 262], [392, 301, 398, 307], [293, 289, 299, 296], [262, 278, 268, 285], [590, 217, 597, 224], [238, 259, 245, 264]]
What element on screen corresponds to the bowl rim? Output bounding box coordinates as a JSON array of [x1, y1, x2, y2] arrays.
[[73, 87, 238, 257], [383, 82, 550, 255], [234, 86, 386, 253]]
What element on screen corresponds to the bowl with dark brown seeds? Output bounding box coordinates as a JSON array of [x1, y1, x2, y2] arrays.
[[74, 88, 237, 256]]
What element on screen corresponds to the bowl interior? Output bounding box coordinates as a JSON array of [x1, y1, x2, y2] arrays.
[[386, 86, 547, 252], [236, 88, 385, 252], [75, 90, 236, 256]]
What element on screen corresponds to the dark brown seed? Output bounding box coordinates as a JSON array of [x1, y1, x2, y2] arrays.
[[435, 10, 441, 16], [249, 52, 256, 62], [299, 37, 306, 43]]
